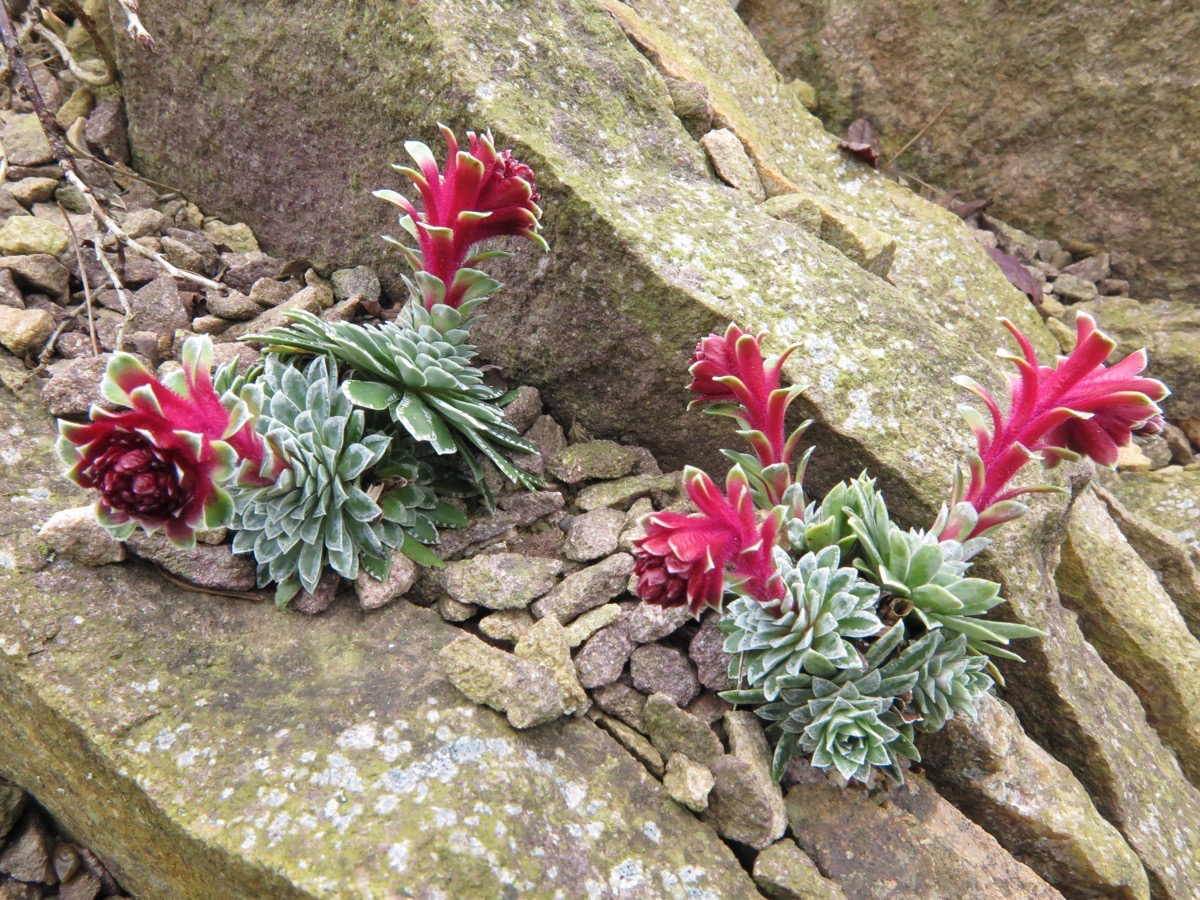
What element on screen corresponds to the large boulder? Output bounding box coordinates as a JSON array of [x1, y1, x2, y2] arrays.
[[0, 359, 755, 898], [739, 0, 1200, 303]]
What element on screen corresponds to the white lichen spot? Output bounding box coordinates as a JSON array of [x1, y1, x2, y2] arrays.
[[374, 794, 400, 815], [558, 780, 586, 810], [220, 787, 234, 800], [610, 860, 644, 893], [299, 751, 317, 764], [388, 841, 411, 873], [265, 789, 288, 808], [241, 829, 257, 852], [642, 821, 661, 843], [335, 723, 378, 751]]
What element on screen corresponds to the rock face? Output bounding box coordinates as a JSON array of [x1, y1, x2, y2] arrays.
[[0, 359, 756, 898], [922, 693, 1150, 899], [786, 769, 1062, 899], [740, 0, 1200, 303], [29, 0, 1200, 895]]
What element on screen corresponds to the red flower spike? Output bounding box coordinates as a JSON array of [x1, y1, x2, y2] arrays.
[[633, 466, 784, 614], [942, 313, 1168, 541], [56, 336, 279, 547], [374, 125, 548, 312], [687, 324, 809, 506]]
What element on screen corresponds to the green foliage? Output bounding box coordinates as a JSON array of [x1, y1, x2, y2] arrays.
[[242, 302, 541, 497], [729, 662, 920, 785], [720, 545, 882, 699], [230, 355, 401, 606], [878, 629, 992, 732], [847, 500, 1044, 664], [785, 472, 885, 557]]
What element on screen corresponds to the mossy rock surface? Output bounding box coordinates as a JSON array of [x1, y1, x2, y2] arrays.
[[51, 1, 1200, 895], [0, 359, 754, 898]]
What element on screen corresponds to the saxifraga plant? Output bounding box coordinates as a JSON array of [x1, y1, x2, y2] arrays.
[[634, 314, 1168, 786], [55, 125, 551, 609]]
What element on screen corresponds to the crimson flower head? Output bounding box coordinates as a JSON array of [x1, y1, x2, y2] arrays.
[[687, 324, 808, 506], [939, 313, 1168, 541], [375, 125, 548, 312], [634, 466, 784, 614], [57, 337, 277, 547]]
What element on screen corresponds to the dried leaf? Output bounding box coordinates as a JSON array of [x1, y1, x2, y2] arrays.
[[838, 118, 881, 168], [986, 246, 1043, 304], [937, 191, 993, 220], [276, 257, 315, 279]]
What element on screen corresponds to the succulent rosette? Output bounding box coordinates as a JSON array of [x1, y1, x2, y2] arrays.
[[374, 125, 548, 312], [56, 336, 271, 547], [634, 465, 783, 614]]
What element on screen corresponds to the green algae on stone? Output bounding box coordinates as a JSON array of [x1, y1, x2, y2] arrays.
[[1101, 468, 1200, 551], [1095, 483, 1200, 640], [1057, 490, 1200, 787], [922, 692, 1151, 899], [443, 553, 564, 610], [753, 839, 847, 900], [0, 358, 758, 898]]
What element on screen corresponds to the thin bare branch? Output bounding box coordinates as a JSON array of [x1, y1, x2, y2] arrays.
[[17, 302, 88, 387], [54, 0, 119, 83], [883, 102, 951, 170], [58, 199, 99, 355], [93, 242, 130, 349], [64, 167, 224, 291], [113, 0, 155, 51]]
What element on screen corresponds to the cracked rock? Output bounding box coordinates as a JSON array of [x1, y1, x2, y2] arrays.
[[575, 620, 637, 689], [643, 693, 723, 766], [689, 612, 733, 691], [664, 753, 715, 812], [354, 551, 419, 610], [515, 616, 589, 715], [439, 633, 564, 729], [563, 507, 625, 561], [594, 682, 648, 731], [753, 840, 847, 900], [479, 609, 535, 643], [444, 553, 563, 609], [548, 440, 641, 483], [0, 812, 56, 885], [38, 507, 126, 566], [531, 553, 634, 622], [563, 603, 623, 647], [125, 531, 256, 591], [630, 644, 700, 707]]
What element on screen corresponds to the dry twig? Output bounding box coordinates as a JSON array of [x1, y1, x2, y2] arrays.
[[113, 0, 155, 51], [18, 302, 87, 386], [58, 199, 99, 355], [63, 167, 223, 291], [55, 0, 119, 81]]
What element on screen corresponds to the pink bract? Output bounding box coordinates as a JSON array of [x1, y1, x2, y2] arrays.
[[633, 466, 783, 614], [57, 337, 278, 547], [378, 125, 548, 311], [687, 324, 807, 506], [946, 313, 1167, 539]]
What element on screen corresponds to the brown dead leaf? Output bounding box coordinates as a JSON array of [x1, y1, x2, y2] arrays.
[[838, 118, 881, 168]]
